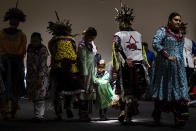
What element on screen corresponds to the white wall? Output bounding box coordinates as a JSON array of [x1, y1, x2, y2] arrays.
[[0, 0, 195, 63]]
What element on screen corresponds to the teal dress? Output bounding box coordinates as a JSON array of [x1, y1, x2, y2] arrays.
[[149, 27, 189, 102]]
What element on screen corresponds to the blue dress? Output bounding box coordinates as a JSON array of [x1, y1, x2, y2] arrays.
[[149, 27, 189, 102]]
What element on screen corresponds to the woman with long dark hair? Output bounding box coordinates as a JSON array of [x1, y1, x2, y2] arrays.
[[149, 12, 189, 127]]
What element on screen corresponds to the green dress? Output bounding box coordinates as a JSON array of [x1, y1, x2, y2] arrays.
[[78, 39, 96, 100], [95, 71, 114, 109]]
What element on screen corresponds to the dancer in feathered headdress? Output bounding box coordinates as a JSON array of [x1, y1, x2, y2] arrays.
[[47, 11, 82, 120], [4, 0, 26, 23], [112, 0, 147, 125], [0, 0, 27, 120], [47, 11, 72, 36], [114, 1, 135, 31]]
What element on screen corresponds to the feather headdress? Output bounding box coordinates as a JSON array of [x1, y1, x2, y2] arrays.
[[114, 0, 134, 25], [47, 11, 72, 36], [4, 0, 26, 22]]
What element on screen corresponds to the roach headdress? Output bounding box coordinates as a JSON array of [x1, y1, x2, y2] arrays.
[[4, 0, 26, 22], [47, 11, 72, 36], [114, 1, 134, 25]]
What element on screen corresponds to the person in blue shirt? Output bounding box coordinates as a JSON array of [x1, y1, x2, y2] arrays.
[[142, 42, 155, 77]]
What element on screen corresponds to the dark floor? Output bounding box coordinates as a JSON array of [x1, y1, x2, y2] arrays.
[[0, 99, 196, 131]]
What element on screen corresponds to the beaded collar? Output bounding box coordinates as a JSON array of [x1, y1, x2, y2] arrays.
[[165, 27, 184, 41]]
